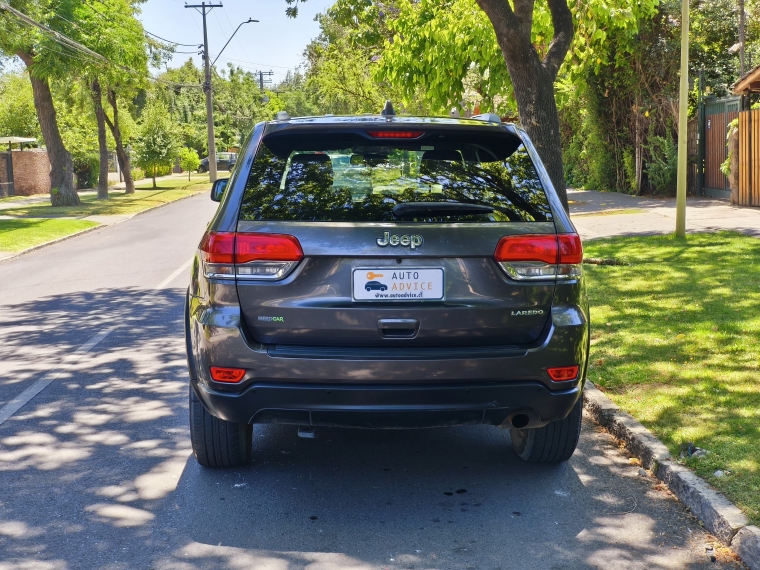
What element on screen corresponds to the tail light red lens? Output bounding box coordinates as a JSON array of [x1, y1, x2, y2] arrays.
[[494, 235, 558, 264], [199, 231, 235, 264], [210, 366, 246, 383], [199, 231, 303, 280], [558, 234, 583, 264], [235, 234, 303, 263], [547, 365, 579, 381], [493, 233, 583, 281]]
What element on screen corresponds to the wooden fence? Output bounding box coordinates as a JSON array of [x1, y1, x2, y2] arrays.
[[739, 109, 760, 206]]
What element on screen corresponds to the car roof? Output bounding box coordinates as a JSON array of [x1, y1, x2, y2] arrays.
[[261, 115, 521, 142], [267, 114, 514, 128]]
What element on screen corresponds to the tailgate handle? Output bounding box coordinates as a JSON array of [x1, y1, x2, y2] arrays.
[[377, 319, 419, 338]]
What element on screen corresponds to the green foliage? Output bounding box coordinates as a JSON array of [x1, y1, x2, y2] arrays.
[[152, 60, 278, 155], [133, 100, 181, 182], [377, 0, 658, 116], [645, 133, 679, 196], [720, 118, 739, 178], [179, 147, 200, 174], [0, 72, 40, 138], [131, 167, 145, 181], [73, 153, 100, 189]]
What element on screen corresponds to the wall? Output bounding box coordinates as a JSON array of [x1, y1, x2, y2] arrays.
[[0, 149, 51, 197]]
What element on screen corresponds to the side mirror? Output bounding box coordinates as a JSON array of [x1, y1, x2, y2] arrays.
[[211, 178, 229, 202]]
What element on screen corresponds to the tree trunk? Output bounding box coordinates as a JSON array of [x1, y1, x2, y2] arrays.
[[90, 78, 109, 199], [17, 51, 80, 206], [103, 89, 135, 194], [510, 62, 568, 209], [475, 0, 573, 211]]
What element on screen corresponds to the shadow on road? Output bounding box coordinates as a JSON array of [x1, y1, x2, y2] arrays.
[[0, 288, 739, 569]]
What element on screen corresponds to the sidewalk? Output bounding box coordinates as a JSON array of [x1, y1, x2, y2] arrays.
[[569, 189, 760, 240]]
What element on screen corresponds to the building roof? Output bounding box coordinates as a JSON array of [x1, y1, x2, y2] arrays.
[[0, 136, 37, 144], [733, 64, 760, 95]]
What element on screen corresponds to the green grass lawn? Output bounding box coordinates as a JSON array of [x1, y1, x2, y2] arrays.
[[584, 232, 760, 524], [0, 219, 99, 252], [0, 176, 211, 218]]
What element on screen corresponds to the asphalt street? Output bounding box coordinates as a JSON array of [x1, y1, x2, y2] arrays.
[[0, 193, 744, 569]]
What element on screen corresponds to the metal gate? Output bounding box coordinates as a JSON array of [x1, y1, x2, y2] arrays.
[[700, 96, 740, 198]]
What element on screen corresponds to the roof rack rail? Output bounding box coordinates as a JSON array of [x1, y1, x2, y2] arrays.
[[472, 113, 502, 124]]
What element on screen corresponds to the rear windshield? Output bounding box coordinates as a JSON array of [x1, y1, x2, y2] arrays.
[[239, 129, 553, 222]]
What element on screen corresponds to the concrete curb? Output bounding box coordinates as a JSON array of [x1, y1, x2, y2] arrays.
[[0, 190, 206, 265], [583, 382, 758, 569], [732, 526, 760, 570]]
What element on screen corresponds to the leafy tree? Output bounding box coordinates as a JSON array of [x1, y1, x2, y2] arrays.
[[179, 147, 200, 180], [0, 71, 40, 138], [61, 0, 152, 196], [133, 100, 180, 188], [0, 0, 82, 205], [374, 0, 659, 209]]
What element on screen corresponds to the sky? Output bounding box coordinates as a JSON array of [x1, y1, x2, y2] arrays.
[[138, 0, 335, 83]]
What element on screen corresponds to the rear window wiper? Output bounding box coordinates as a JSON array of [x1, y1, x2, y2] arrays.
[[392, 202, 494, 217]]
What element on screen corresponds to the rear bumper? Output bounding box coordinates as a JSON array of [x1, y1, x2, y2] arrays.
[[191, 379, 583, 428], [186, 290, 589, 429]]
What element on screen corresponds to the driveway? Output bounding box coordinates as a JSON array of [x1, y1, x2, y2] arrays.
[[569, 189, 760, 240], [0, 193, 744, 569]]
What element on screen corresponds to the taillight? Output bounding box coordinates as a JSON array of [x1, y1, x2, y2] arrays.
[[210, 366, 246, 383], [494, 234, 583, 281], [199, 231, 303, 281], [547, 365, 579, 381]]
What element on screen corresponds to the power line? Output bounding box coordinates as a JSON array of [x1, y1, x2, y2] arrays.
[[145, 30, 199, 48]]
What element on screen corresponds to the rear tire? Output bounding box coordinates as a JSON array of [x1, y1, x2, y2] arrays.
[[189, 385, 252, 468], [510, 395, 583, 463]]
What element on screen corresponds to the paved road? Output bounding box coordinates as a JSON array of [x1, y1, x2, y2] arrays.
[[0, 194, 744, 569]]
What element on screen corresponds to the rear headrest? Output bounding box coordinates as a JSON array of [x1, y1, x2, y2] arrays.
[[421, 150, 462, 162], [291, 153, 331, 164]]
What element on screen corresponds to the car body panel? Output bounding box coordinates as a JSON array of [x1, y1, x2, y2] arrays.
[[187, 115, 589, 429]]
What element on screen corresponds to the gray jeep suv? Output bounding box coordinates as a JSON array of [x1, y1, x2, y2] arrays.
[[186, 108, 589, 468]]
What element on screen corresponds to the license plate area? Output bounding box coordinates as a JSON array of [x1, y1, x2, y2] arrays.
[[352, 268, 444, 301]]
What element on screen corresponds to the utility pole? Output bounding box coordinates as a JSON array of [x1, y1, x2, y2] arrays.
[[739, 0, 745, 77], [258, 70, 273, 91], [186, 1, 223, 183], [675, 0, 689, 237]]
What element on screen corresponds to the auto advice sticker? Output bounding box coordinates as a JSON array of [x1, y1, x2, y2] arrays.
[[352, 268, 444, 301]]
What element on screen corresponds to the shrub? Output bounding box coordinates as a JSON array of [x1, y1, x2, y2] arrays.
[[152, 164, 172, 177], [645, 133, 678, 196], [179, 147, 201, 179], [131, 167, 145, 181], [72, 153, 100, 189], [133, 100, 181, 187]]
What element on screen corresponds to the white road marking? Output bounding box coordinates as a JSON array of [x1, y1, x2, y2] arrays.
[[0, 258, 194, 427], [153, 258, 194, 292]]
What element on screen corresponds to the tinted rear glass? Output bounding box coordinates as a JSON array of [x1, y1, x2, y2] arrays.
[[239, 129, 553, 222]]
